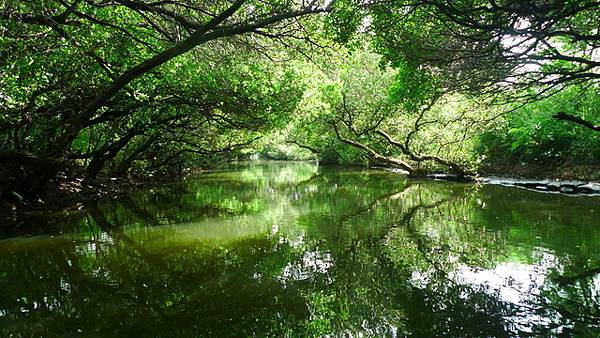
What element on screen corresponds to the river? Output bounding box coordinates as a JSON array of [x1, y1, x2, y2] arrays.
[[1, 161, 599, 337]]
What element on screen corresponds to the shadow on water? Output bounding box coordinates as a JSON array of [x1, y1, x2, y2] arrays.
[[0, 161, 599, 337]]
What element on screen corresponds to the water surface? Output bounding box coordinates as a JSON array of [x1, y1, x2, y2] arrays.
[[1, 162, 599, 337]]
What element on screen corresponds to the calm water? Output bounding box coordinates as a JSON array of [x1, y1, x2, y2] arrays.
[[1, 161, 599, 337]]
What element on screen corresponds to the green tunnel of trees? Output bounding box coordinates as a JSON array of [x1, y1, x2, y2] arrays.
[[1, 0, 599, 202]]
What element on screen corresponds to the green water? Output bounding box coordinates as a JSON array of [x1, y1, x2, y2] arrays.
[[1, 161, 599, 337]]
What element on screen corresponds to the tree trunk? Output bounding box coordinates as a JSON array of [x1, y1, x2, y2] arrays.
[[113, 134, 160, 176], [85, 133, 139, 180]]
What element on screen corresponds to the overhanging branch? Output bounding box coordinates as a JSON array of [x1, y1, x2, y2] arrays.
[[553, 112, 600, 133]]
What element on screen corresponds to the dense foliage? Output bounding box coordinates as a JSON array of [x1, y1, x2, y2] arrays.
[[1, 0, 599, 203], [0, 0, 328, 200], [477, 86, 600, 166]]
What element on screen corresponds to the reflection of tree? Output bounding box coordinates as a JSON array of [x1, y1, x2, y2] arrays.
[[518, 259, 600, 336], [379, 187, 516, 337], [531, 277, 600, 337], [2, 168, 512, 337], [468, 184, 600, 336], [0, 210, 311, 336], [1, 162, 325, 336], [556, 267, 600, 287], [290, 181, 517, 337], [2, 163, 599, 337]]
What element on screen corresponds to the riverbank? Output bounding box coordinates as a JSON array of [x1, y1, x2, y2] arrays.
[[475, 163, 600, 195], [480, 163, 600, 182], [1, 176, 143, 221], [0, 169, 207, 222], [477, 177, 600, 195]]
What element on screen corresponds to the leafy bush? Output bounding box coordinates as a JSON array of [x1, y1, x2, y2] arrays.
[[476, 86, 600, 166]]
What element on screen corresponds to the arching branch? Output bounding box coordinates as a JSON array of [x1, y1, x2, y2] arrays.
[[375, 129, 470, 175], [332, 123, 417, 174]]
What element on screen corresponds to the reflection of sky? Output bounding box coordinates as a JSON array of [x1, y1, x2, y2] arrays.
[[277, 249, 333, 284], [455, 248, 560, 303], [411, 247, 566, 333]]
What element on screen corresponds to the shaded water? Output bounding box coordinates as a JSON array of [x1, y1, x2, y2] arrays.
[[1, 161, 599, 337]]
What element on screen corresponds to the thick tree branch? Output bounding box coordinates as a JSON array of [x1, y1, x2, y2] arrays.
[[333, 123, 416, 174], [375, 129, 470, 175], [553, 112, 600, 132]]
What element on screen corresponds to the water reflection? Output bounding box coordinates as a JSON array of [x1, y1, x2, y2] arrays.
[[0, 161, 599, 337]]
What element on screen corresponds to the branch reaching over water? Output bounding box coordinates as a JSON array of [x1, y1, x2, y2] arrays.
[[285, 139, 321, 154], [375, 130, 470, 175], [332, 123, 417, 174]]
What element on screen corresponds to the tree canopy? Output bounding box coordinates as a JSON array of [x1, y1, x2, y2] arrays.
[[1, 0, 599, 202]]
